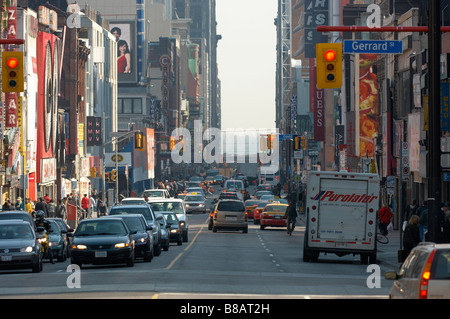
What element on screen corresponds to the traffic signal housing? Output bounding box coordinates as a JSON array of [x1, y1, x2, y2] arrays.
[[134, 132, 145, 151], [111, 169, 117, 181], [2, 51, 24, 92], [294, 136, 301, 150], [301, 137, 307, 150], [316, 43, 342, 89]]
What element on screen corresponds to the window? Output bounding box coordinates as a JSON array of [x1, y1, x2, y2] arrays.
[[118, 98, 143, 114], [217, 201, 245, 212]]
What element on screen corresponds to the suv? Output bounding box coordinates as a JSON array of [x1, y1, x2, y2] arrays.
[[108, 204, 162, 256], [213, 199, 248, 233], [147, 198, 189, 242], [385, 243, 450, 299]]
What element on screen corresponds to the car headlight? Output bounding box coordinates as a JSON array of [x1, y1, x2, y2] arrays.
[[198, 203, 204, 207], [114, 242, 131, 248], [72, 244, 87, 250], [20, 246, 33, 253], [170, 229, 180, 233], [179, 221, 186, 228], [138, 237, 147, 243], [38, 237, 47, 243]]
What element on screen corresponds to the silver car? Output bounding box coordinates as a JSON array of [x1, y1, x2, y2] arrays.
[[184, 194, 207, 214], [0, 220, 43, 273], [385, 243, 450, 299], [213, 199, 248, 233]]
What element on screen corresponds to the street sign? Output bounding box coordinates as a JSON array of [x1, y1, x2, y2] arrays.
[[279, 134, 293, 141], [343, 40, 403, 54]]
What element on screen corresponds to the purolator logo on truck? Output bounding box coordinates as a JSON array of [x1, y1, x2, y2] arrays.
[[311, 191, 378, 203]]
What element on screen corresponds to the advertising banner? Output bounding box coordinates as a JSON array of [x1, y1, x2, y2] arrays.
[[110, 21, 137, 83]]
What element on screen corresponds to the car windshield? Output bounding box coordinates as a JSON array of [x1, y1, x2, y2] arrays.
[[245, 200, 260, 206], [219, 192, 238, 199], [257, 202, 269, 208], [75, 220, 127, 236], [47, 220, 61, 234], [217, 201, 245, 212], [149, 202, 184, 215], [433, 250, 450, 279], [109, 207, 154, 221], [121, 217, 145, 232], [162, 213, 179, 224], [264, 205, 287, 212], [144, 190, 165, 197], [225, 181, 243, 189], [185, 195, 204, 201], [0, 224, 34, 240]]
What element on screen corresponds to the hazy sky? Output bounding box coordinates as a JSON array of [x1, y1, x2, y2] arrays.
[[216, 0, 277, 131]]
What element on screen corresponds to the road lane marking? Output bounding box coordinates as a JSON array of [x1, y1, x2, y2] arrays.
[[165, 216, 208, 270]]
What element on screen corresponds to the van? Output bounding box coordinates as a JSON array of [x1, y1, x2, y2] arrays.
[[303, 171, 380, 264], [213, 199, 248, 233]]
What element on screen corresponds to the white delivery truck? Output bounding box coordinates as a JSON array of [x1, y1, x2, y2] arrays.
[[302, 171, 380, 264]]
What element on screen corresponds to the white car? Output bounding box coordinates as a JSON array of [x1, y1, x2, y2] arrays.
[[120, 197, 147, 205], [146, 198, 189, 242], [142, 189, 171, 199]]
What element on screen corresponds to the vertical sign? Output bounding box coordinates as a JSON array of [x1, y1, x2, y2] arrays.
[[86, 116, 102, 146], [5, 6, 18, 128], [314, 87, 325, 141], [334, 125, 345, 169], [441, 83, 450, 131]]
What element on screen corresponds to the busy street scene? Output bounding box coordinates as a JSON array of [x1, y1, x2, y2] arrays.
[[0, 0, 449, 306]]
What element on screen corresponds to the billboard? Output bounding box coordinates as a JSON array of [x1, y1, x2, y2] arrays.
[[110, 21, 137, 83]]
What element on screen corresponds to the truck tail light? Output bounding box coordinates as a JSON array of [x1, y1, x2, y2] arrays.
[[419, 249, 436, 299]]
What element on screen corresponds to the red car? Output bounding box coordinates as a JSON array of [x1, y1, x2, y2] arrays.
[[253, 201, 270, 225], [260, 203, 288, 230]]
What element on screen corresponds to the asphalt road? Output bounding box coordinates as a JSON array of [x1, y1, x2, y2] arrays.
[[0, 186, 395, 299]]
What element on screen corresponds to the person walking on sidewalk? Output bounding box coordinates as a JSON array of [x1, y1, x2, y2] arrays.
[[403, 215, 421, 258], [378, 205, 393, 236]]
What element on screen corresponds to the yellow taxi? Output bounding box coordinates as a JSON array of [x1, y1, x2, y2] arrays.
[[260, 202, 288, 230]]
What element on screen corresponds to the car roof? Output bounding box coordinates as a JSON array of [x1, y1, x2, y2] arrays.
[[111, 203, 150, 208], [218, 199, 243, 203], [0, 211, 29, 214], [415, 242, 450, 250], [0, 219, 30, 225], [104, 214, 144, 219], [147, 198, 183, 203]]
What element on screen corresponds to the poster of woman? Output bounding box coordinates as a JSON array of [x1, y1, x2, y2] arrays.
[[110, 21, 136, 82]]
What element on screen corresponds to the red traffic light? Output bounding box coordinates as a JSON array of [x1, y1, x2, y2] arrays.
[[6, 58, 18, 69], [324, 50, 337, 62]]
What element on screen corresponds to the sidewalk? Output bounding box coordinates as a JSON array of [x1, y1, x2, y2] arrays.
[[376, 229, 402, 269]]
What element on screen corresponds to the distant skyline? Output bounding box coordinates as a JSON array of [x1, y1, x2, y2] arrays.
[[216, 0, 277, 131]]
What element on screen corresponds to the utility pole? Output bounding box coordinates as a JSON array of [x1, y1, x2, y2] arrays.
[[427, 0, 442, 243]]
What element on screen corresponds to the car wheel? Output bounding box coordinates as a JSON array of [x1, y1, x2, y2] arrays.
[[213, 226, 217, 232], [32, 259, 41, 273], [183, 232, 188, 242], [260, 225, 265, 230], [127, 252, 135, 267], [154, 243, 162, 256], [71, 258, 82, 269], [177, 237, 182, 246], [243, 227, 248, 233]]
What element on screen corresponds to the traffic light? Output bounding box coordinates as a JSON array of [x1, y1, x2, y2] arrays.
[[105, 172, 110, 182], [134, 132, 145, 151], [169, 137, 176, 150], [111, 169, 117, 181], [267, 135, 272, 150], [294, 136, 301, 150], [301, 137, 307, 150], [316, 43, 342, 89], [2, 51, 24, 92]]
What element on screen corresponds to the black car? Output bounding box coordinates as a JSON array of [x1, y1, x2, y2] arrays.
[[102, 214, 154, 262], [47, 218, 74, 257], [0, 220, 42, 273], [0, 211, 35, 229], [46, 219, 68, 262], [70, 218, 135, 268], [108, 204, 162, 256], [155, 214, 170, 251], [160, 211, 182, 246]]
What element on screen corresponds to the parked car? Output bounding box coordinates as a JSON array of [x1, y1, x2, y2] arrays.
[[184, 194, 207, 214], [46, 219, 68, 262], [70, 218, 136, 268], [385, 243, 450, 299], [212, 199, 248, 233], [103, 214, 154, 262], [0, 220, 42, 273], [108, 203, 162, 256], [155, 214, 170, 251], [147, 198, 189, 242], [160, 211, 183, 246]]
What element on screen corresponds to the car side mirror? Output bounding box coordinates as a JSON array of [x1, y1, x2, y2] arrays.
[[146, 226, 153, 231], [384, 271, 398, 280]]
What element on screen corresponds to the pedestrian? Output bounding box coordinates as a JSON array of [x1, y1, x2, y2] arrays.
[[47, 199, 56, 218], [34, 197, 48, 216], [378, 204, 393, 236], [443, 202, 450, 243], [403, 215, 421, 258], [404, 200, 418, 222], [44, 193, 51, 204], [418, 201, 428, 241], [89, 194, 96, 217], [15, 197, 24, 210], [2, 199, 11, 210], [81, 194, 89, 219], [97, 199, 107, 217], [55, 199, 66, 219], [25, 198, 33, 216]]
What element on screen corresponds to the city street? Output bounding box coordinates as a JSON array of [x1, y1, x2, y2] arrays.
[[0, 190, 400, 299]]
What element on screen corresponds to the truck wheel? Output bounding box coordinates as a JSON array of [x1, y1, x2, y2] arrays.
[[369, 253, 377, 264]]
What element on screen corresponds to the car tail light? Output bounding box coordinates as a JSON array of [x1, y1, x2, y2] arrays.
[[419, 249, 436, 299], [214, 210, 217, 219]]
